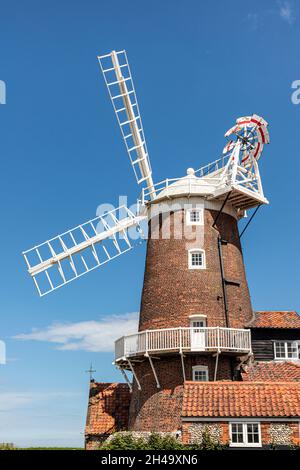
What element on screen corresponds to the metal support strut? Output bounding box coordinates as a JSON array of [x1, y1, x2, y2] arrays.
[[218, 236, 229, 328], [127, 358, 141, 391], [212, 191, 231, 329], [214, 351, 220, 382], [119, 367, 133, 392], [146, 354, 161, 389], [212, 191, 232, 228], [239, 205, 261, 238], [180, 351, 186, 382]]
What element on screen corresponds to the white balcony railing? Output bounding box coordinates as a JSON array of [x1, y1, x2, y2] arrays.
[[115, 327, 251, 362], [140, 155, 231, 203]]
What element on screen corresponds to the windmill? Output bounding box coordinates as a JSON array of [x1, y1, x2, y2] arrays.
[[23, 49, 271, 433], [22, 50, 269, 299]]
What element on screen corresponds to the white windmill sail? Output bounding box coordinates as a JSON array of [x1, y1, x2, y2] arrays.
[[98, 50, 156, 198], [23, 206, 145, 296]]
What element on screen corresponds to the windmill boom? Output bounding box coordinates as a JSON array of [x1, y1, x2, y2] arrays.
[[27, 216, 143, 277], [98, 50, 156, 198], [111, 52, 153, 191], [23, 206, 146, 296]]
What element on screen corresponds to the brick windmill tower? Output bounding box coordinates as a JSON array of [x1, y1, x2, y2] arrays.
[[23, 51, 270, 436]]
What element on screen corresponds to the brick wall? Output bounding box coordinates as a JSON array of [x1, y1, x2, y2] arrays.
[[128, 355, 233, 431], [139, 208, 253, 331], [182, 421, 300, 447], [182, 422, 229, 445], [85, 382, 131, 449], [262, 422, 299, 446]]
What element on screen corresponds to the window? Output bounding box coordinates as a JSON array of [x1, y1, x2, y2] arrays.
[[274, 341, 299, 360], [188, 249, 206, 269], [190, 315, 207, 330], [191, 319, 206, 329], [230, 423, 243, 444], [186, 208, 203, 226], [192, 365, 208, 382], [230, 422, 261, 447]]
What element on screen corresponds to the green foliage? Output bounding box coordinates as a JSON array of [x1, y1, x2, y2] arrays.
[[270, 440, 278, 450], [100, 433, 146, 450], [288, 443, 300, 450], [99, 431, 228, 450], [0, 443, 17, 450], [146, 433, 186, 450], [0, 443, 83, 451], [100, 432, 186, 450], [22, 447, 83, 450], [195, 428, 227, 450]]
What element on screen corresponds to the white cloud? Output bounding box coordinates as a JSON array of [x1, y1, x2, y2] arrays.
[[13, 312, 139, 352], [279, 1, 295, 24], [247, 2, 296, 29]]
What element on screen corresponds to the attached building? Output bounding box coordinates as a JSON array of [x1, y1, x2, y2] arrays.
[[85, 311, 300, 449]]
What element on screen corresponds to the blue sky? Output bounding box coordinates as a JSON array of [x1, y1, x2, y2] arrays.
[[0, 0, 299, 447]]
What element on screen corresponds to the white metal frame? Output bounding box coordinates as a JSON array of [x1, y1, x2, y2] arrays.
[[190, 316, 207, 328], [146, 354, 161, 389], [192, 365, 209, 382], [274, 340, 300, 361], [186, 208, 204, 226], [127, 358, 141, 391], [213, 351, 220, 382], [188, 248, 206, 270], [118, 367, 133, 392], [98, 50, 155, 197], [141, 137, 268, 211], [23, 205, 146, 296], [229, 422, 262, 448], [180, 351, 186, 382], [189, 314, 207, 320]]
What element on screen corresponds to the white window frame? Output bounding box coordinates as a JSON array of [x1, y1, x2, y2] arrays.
[[274, 340, 299, 361], [189, 315, 207, 328], [186, 208, 204, 226], [229, 422, 261, 448], [188, 249, 206, 270], [192, 365, 209, 382]]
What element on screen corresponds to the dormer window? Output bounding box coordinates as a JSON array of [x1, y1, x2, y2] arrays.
[[188, 249, 206, 269], [192, 365, 209, 382], [274, 341, 299, 360], [186, 208, 204, 226]]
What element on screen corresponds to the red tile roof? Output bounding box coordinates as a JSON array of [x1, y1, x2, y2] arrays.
[[182, 381, 300, 418], [85, 382, 131, 437], [247, 311, 300, 329], [241, 362, 300, 382]]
